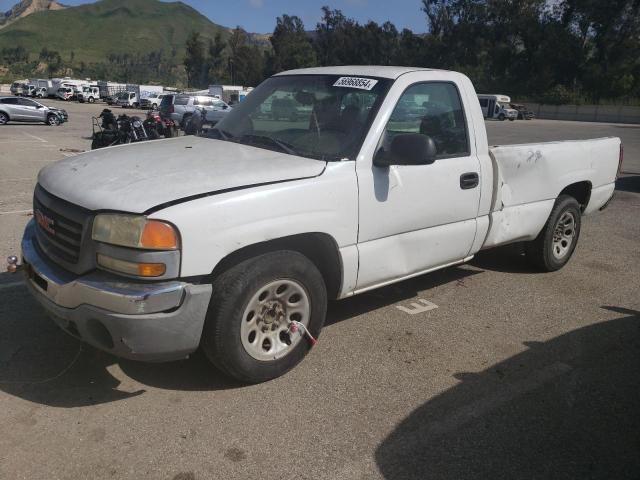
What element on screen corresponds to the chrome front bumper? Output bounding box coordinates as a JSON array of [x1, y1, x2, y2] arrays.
[[21, 220, 212, 361]]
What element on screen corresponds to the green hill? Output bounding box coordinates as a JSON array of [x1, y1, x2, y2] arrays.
[[0, 0, 232, 63]]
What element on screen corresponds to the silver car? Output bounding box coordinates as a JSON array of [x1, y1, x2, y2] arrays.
[[0, 96, 68, 126], [163, 94, 231, 127]]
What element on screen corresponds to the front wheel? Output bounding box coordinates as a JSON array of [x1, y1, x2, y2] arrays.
[[88, 97, 95, 104], [0, 112, 8, 125], [47, 114, 60, 126], [201, 251, 327, 383], [498, 113, 505, 121], [525, 195, 581, 271]]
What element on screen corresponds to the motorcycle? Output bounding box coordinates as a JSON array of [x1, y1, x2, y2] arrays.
[[183, 106, 207, 136], [91, 110, 149, 150], [144, 110, 178, 139]]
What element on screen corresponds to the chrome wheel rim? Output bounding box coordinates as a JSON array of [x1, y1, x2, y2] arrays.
[[0, 114, 7, 125], [552, 211, 576, 260], [240, 279, 311, 361], [48, 116, 57, 125]]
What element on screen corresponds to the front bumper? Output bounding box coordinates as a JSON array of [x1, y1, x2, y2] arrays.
[[21, 221, 212, 362]]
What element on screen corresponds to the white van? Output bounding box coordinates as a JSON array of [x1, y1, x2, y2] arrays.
[[478, 94, 518, 121]]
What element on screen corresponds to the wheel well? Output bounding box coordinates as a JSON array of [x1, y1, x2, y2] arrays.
[[0, 110, 9, 119], [559, 181, 592, 211], [208, 233, 343, 300]]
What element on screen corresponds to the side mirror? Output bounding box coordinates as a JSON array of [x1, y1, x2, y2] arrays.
[[222, 105, 228, 110], [374, 133, 437, 167]]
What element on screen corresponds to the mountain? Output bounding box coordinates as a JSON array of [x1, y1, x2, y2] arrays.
[[0, 0, 261, 63], [0, 0, 66, 28]]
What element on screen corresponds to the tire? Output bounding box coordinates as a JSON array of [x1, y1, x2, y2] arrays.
[[201, 251, 328, 383], [181, 114, 191, 130], [525, 194, 581, 272], [498, 113, 505, 121], [88, 97, 95, 104], [47, 114, 60, 126], [0, 112, 8, 125], [152, 103, 157, 109], [509, 117, 515, 121], [133, 102, 140, 109]]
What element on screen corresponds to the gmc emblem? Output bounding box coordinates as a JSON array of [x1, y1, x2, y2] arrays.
[[35, 209, 55, 235]]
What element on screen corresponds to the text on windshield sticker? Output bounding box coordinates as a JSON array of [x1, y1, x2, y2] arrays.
[[333, 77, 378, 90]]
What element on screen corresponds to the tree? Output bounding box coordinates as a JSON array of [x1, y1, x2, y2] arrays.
[[269, 15, 316, 73], [184, 31, 206, 88], [227, 27, 264, 86], [207, 32, 228, 84]]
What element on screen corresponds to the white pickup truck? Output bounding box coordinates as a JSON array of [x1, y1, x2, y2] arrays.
[[19, 66, 622, 383]]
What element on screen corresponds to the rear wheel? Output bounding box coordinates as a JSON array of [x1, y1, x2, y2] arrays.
[[525, 195, 581, 271], [88, 97, 95, 104], [201, 251, 327, 383], [498, 113, 506, 121]]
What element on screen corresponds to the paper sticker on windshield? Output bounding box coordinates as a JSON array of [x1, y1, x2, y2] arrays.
[[333, 77, 378, 91]]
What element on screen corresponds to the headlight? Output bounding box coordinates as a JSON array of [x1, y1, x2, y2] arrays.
[[133, 120, 142, 128], [92, 214, 178, 250]]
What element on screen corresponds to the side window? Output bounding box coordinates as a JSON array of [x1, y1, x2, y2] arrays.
[[479, 98, 488, 107], [18, 98, 38, 107], [174, 95, 189, 106], [1, 98, 19, 105], [384, 82, 469, 159]]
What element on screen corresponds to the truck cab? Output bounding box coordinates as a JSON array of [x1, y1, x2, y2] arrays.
[[23, 84, 37, 97], [116, 91, 139, 108], [79, 86, 100, 103]]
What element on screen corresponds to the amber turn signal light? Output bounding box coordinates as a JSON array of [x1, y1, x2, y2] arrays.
[[140, 221, 178, 250]]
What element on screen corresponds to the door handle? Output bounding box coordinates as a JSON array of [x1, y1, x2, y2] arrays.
[[460, 172, 479, 189]]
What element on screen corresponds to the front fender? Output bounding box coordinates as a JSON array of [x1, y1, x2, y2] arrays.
[[149, 162, 358, 279]]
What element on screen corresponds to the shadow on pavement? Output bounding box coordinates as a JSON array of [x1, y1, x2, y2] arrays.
[[616, 175, 640, 193], [375, 306, 640, 480], [470, 243, 535, 274], [326, 266, 479, 326], [0, 266, 480, 407]]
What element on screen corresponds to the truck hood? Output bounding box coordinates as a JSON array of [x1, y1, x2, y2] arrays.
[[38, 136, 326, 213]]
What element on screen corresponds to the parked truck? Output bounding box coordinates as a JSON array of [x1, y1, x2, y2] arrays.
[[78, 85, 100, 103], [19, 66, 621, 383], [116, 84, 163, 108]]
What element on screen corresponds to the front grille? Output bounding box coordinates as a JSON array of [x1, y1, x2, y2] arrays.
[[34, 196, 83, 263], [33, 185, 95, 274]]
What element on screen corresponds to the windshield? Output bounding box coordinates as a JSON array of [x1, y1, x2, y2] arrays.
[[206, 74, 392, 161]]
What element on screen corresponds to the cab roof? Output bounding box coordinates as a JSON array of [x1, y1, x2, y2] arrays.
[[275, 66, 443, 80]]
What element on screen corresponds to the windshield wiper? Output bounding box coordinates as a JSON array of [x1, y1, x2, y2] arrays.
[[240, 134, 300, 156]]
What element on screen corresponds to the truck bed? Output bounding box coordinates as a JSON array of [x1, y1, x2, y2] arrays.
[[482, 137, 620, 248]]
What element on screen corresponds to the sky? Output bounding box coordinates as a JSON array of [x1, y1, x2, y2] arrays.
[[1, 0, 430, 33]]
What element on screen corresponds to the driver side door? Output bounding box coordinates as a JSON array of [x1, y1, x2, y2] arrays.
[[355, 79, 481, 291]]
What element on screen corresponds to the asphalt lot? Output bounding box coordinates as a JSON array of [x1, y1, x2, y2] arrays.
[[0, 100, 639, 479]]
